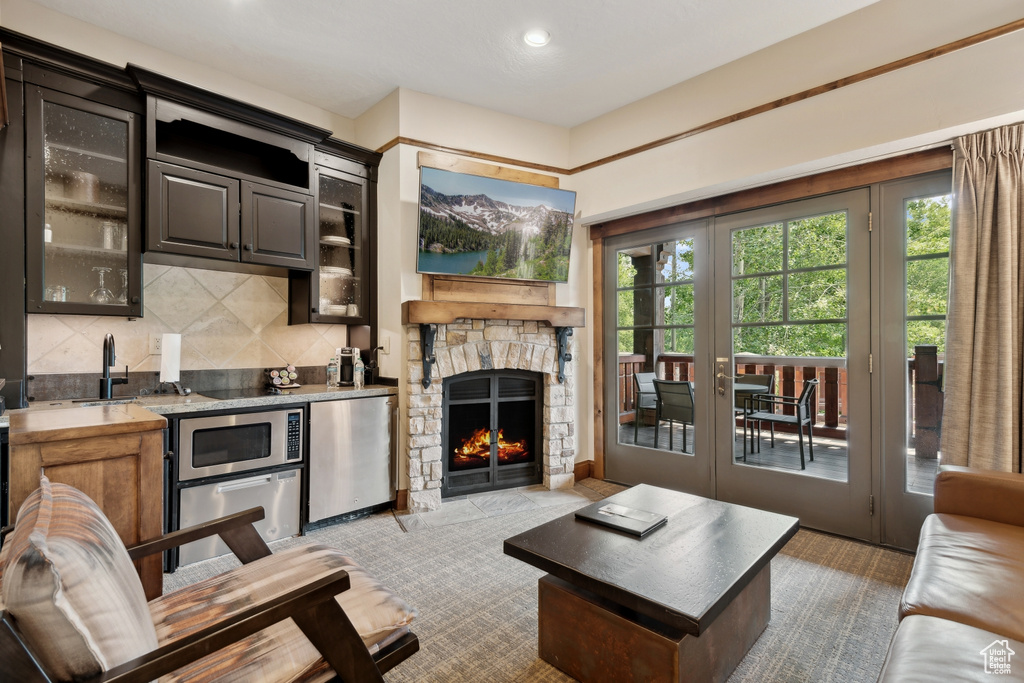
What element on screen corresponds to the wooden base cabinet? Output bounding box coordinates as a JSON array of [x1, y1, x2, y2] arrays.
[[9, 404, 167, 600]]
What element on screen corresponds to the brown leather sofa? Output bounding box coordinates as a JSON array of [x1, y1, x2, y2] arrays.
[[878, 466, 1024, 681]]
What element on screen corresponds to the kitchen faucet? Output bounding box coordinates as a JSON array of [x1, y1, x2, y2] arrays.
[[100, 333, 129, 399]]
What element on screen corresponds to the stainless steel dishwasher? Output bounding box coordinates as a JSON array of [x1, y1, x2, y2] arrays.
[[308, 395, 397, 523]]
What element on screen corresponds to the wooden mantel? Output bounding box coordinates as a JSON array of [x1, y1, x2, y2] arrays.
[[402, 299, 585, 327], [405, 274, 586, 327]]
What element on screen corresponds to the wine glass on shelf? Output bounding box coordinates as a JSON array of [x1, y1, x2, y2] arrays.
[[116, 268, 128, 305], [89, 267, 115, 304]]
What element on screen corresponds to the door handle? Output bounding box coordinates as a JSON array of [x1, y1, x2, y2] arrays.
[[715, 362, 737, 395], [216, 474, 272, 493]]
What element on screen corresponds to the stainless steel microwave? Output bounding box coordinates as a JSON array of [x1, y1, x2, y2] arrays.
[[177, 408, 303, 482]]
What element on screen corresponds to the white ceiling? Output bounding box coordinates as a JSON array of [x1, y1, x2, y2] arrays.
[[28, 0, 882, 128]]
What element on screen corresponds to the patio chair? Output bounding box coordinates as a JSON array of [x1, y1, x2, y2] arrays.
[[653, 379, 695, 453], [633, 372, 658, 443], [734, 373, 775, 441], [0, 477, 419, 683], [743, 379, 818, 470]]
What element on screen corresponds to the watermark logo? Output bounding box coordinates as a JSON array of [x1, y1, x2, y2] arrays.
[[981, 640, 1015, 675]]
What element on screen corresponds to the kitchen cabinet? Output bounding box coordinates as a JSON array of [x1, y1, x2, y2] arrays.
[[307, 395, 396, 524], [289, 147, 379, 325], [25, 84, 143, 316], [8, 404, 166, 599], [147, 159, 314, 269]]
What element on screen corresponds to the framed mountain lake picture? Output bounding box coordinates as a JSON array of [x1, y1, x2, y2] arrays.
[[417, 166, 577, 283]]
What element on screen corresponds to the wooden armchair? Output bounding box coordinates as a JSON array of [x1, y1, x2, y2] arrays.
[[0, 477, 418, 683]]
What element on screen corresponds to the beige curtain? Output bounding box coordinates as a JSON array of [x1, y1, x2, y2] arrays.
[[942, 124, 1024, 472]]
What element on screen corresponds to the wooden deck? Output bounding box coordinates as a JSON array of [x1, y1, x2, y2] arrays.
[[617, 423, 937, 494]]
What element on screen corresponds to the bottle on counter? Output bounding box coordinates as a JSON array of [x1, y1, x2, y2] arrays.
[[353, 353, 365, 390], [326, 354, 339, 389]]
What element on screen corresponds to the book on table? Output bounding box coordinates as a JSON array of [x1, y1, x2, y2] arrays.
[[574, 501, 667, 538]]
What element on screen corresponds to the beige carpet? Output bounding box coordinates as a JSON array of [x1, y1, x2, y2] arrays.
[[164, 479, 914, 682]]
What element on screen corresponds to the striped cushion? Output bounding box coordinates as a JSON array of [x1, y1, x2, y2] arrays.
[[0, 477, 159, 681], [153, 543, 416, 683]]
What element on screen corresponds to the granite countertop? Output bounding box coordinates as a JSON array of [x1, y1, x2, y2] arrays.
[[0, 384, 396, 429]]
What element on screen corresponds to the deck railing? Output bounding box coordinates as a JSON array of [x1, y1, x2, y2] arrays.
[[617, 345, 943, 451]]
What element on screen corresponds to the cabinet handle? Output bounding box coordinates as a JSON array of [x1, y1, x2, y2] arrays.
[[243, 243, 253, 251], [131, 296, 140, 304], [311, 307, 318, 313], [230, 241, 239, 249]]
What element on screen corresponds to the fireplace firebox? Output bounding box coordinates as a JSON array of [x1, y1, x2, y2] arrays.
[[442, 370, 543, 497]]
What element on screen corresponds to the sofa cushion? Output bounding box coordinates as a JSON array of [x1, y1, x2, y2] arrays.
[[0, 477, 159, 681], [151, 543, 416, 683], [878, 614, 1023, 682], [900, 513, 1024, 641]]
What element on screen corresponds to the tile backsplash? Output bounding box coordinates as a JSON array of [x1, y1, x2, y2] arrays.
[[28, 264, 348, 374]]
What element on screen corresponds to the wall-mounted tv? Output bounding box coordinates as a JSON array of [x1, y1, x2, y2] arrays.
[[417, 166, 577, 283]]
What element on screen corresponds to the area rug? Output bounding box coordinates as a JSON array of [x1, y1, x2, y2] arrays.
[[163, 479, 913, 682]]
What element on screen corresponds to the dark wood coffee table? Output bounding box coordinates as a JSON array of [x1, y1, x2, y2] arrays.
[[503, 484, 798, 683]]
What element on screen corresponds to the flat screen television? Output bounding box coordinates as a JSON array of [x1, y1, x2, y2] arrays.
[[417, 166, 577, 283]]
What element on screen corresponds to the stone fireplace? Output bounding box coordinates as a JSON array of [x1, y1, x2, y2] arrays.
[[404, 318, 577, 512]]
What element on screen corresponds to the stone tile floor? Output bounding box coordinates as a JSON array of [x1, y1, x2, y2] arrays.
[[394, 479, 617, 532]]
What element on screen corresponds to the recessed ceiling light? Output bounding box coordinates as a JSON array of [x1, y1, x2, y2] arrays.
[[523, 29, 551, 47]]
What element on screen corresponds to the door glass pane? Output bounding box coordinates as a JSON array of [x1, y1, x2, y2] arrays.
[[660, 284, 694, 325], [788, 268, 846, 320], [732, 211, 849, 481], [42, 101, 130, 305], [618, 239, 698, 455], [733, 275, 783, 323], [905, 195, 951, 495], [732, 223, 783, 274]]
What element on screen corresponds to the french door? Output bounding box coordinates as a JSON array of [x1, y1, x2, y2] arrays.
[[877, 172, 952, 549], [603, 220, 715, 498], [712, 190, 872, 539], [604, 189, 874, 540]]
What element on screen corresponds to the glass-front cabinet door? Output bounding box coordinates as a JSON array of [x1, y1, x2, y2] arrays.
[[26, 86, 142, 316], [312, 166, 368, 322]]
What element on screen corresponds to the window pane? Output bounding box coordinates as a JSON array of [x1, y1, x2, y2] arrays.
[[733, 323, 846, 357], [732, 224, 783, 275], [661, 284, 694, 325], [664, 327, 694, 354], [907, 257, 949, 316], [788, 268, 847, 320], [733, 276, 783, 323], [617, 247, 651, 287], [907, 320, 946, 356], [617, 330, 636, 354], [657, 239, 694, 283], [618, 289, 652, 327], [789, 212, 847, 269], [906, 196, 951, 257]]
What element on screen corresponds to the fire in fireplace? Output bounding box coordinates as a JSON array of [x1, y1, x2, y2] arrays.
[[442, 370, 542, 496], [452, 427, 530, 469]]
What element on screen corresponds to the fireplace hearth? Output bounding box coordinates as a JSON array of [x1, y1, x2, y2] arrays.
[[404, 317, 577, 513], [443, 370, 542, 497]]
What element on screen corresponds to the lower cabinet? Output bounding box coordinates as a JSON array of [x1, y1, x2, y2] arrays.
[[9, 404, 167, 600]]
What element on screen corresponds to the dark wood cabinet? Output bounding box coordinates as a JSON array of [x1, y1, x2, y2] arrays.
[[242, 181, 315, 269], [148, 160, 314, 270], [289, 155, 375, 324], [25, 84, 143, 316], [147, 160, 238, 261]]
